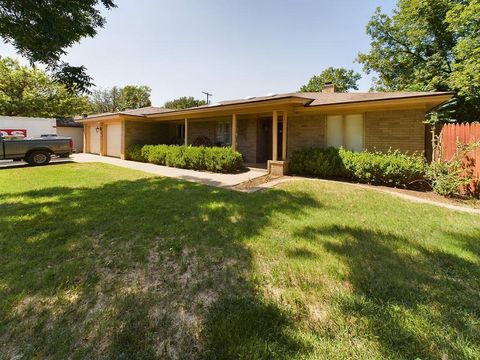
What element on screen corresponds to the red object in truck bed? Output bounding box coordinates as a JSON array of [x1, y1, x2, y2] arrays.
[[0, 129, 27, 137]]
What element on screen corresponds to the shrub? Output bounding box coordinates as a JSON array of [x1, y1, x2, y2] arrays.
[[126, 144, 146, 162], [126, 144, 243, 173], [204, 146, 244, 173], [427, 140, 480, 197], [426, 161, 467, 197], [289, 147, 426, 188], [142, 144, 167, 165], [288, 147, 348, 178], [339, 148, 426, 187]]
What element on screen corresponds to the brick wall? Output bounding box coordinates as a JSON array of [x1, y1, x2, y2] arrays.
[[186, 120, 217, 145], [364, 110, 426, 153], [287, 114, 326, 156], [237, 115, 257, 163], [124, 121, 169, 150]]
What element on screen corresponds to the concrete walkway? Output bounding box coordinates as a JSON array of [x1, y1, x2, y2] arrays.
[[72, 153, 267, 188], [248, 176, 480, 215]]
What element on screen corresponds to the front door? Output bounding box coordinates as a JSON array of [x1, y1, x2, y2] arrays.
[[256, 117, 283, 163], [256, 118, 272, 163]]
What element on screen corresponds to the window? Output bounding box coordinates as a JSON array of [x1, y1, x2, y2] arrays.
[[326, 114, 364, 152], [215, 121, 231, 146], [176, 124, 185, 139]]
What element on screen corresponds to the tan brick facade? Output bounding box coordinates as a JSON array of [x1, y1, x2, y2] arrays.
[[186, 120, 217, 145], [124, 121, 169, 151], [287, 114, 326, 155], [364, 110, 426, 154], [236, 116, 257, 163]]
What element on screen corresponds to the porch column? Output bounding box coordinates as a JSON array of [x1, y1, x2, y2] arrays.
[[231, 114, 237, 151], [272, 111, 278, 161], [120, 120, 126, 159], [282, 112, 288, 160], [100, 123, 106, 156], [184, 118, 188, 146], [84, 124, 90, 153]]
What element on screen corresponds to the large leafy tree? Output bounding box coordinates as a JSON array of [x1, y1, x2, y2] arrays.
[[89, 87, 122, 113], [300, 67, 361, 92], [164, 96, 207, 110], [90, 85, 152, 113], [118, 85, 152, 110], [0, 0, 117, 93], [0, 57, 91, 117], [358, 0, 480, 122]]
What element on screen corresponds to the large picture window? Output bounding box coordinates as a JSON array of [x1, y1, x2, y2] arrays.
[[215, 121, 231, 146], [326, 114, 364, 152], [176, 124, 185, 139]]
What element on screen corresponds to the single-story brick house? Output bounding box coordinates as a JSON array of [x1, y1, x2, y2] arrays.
[[77, 85, 453, 174]]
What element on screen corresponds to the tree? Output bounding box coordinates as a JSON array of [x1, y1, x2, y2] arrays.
[[357, 0, 480, 122], [89, 87, 122, 113], [300, 67, 361, 92], [118, 85, 152, 110], [0, 57, 92, 118], [0, 0, 117, 93], [90, 85, 152, 113], [164, 96, 207, 110]]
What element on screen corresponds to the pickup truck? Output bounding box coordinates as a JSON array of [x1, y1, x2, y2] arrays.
[[0, 135, 73, 165]]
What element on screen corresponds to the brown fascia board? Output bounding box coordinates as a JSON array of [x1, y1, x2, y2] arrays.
[[423, 93, 456, 112], [145, 96, 311, 118], [75, 113, 145, 123], [305, 92, 455, 109]]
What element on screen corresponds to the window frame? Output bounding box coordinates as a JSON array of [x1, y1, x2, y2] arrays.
[[325, 113, 365, 152], [215, 120, 232, 146]]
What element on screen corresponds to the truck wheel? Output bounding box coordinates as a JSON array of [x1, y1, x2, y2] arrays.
[[26, 151, 51, 166]]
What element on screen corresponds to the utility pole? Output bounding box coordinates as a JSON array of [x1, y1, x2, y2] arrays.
[[202, 91, 212, 105]]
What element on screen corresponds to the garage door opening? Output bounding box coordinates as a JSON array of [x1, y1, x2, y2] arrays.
[[106, 123, 121, 157], [89, 125, 101, 154]]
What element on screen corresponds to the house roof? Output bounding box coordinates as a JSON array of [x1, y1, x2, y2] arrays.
[[76, 91, 454, 122], [56, 118, 83, 128], [289, 91, 454, 107], [80, 106, 174, 120], [144, 91, 454, 114]]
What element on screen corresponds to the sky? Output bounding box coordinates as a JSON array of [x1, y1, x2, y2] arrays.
[[0, 0, 397, 106]]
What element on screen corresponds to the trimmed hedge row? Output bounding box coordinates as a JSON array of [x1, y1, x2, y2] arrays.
[[289, 147, 426, 188], [126, 144, 243, 173]]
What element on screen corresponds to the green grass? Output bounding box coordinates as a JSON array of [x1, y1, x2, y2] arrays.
[[0, 163, 479, 359]]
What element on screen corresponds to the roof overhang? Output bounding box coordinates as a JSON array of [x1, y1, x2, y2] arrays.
[[75, 114, 145, 123], [297, 93, 454, 115], [142, 97, 311, 121]]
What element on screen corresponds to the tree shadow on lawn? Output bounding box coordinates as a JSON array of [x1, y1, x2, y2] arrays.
[[296, 225, 480, 360], [0, 177, 320, 359]]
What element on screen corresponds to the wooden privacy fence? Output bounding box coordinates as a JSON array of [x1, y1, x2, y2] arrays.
[[440, 123, 480, 193]]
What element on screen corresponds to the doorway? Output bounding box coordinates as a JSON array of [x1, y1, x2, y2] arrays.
[[256, 116, 283, 163]]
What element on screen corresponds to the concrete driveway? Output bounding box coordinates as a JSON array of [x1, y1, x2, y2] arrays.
[[72, 153, 267, 188]]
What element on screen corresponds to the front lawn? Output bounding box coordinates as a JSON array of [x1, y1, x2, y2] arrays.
[[1, 163, 479, 359]]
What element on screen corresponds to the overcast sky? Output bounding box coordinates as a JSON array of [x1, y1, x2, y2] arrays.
[[0, 0, 397, 105]]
